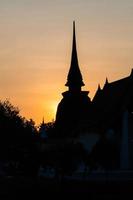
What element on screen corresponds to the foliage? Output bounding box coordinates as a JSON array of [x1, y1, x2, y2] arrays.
[[0, 99, 39, 176]]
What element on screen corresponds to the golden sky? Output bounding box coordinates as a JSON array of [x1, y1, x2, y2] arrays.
[[0, 0, 133, 124]]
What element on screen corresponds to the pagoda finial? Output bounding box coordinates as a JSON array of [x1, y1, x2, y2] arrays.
[[65, 22, 84, 91]]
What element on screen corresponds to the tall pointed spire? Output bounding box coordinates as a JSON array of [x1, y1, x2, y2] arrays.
[[65, 21, 85, 91]]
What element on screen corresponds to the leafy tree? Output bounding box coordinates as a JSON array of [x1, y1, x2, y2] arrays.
[[0, 99, 39, 176]]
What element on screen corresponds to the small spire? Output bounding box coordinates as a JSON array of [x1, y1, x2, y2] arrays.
[[105, 77, 109, 84], [103, 77, 109, 89], [65, 21, 84, 90], [98, 84, 101, 91], [42, 117, 45, 125]]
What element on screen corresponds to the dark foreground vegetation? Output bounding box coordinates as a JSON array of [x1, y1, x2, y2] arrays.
[[0, 176, 133, 199], [0, 99, 133, 199]]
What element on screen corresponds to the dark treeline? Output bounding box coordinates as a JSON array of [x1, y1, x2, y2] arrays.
[[0, 99, 40, 177], [0, 99, 117, 180]]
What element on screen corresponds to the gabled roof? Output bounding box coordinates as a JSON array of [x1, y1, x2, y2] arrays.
[[93, 71, 133, 105], [92, 70, 133, 128]]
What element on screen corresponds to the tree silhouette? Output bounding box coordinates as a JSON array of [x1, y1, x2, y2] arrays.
[[0, 99, 39, 176]]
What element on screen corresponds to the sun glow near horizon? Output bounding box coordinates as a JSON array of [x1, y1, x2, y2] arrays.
[[1, 0, 133, 124], [42, 100, 59, 123]]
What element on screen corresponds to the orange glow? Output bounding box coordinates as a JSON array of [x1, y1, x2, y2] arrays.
[[0, 0, 133, 124]]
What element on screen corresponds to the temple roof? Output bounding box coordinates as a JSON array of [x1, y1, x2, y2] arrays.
[[92, 70, 133, 115], [92, 70, 133, 127]]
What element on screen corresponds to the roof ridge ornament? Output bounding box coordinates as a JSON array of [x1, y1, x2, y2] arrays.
[[98, 84, 101, 90], [103, 77, 109, 89], [105, 77, 109, 84]]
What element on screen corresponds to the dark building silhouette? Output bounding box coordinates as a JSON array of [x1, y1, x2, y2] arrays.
[[91, 69, 133, 169], [55, 22, 91, 138], [92, 70, 133, 131], [54, 22, 133, 170]]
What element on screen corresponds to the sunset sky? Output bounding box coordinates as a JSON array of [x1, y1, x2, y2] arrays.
[[1, 0, 133, 125]]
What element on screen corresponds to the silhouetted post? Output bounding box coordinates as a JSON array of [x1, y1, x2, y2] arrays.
[[120, 110, 129, 170]]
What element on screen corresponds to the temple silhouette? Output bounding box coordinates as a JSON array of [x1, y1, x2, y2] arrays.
[[54, 22, 133, 170], [2, 22, 133, 196], [55, 22, 91, 138]]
